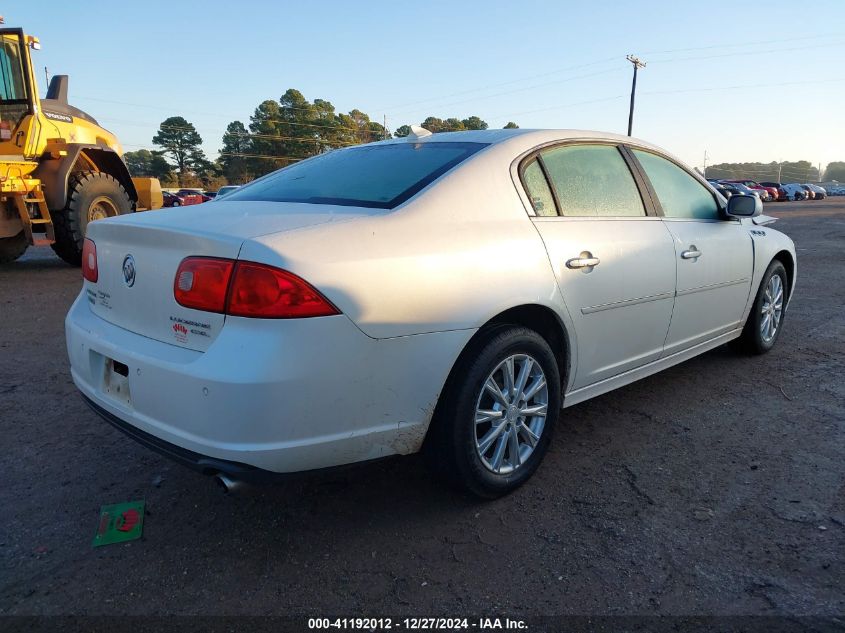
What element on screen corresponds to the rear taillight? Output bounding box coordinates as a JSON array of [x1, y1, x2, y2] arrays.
[[82, 238, 98, 282], [173, 258, 339, 319], [173, 257, 235, 313], [227, 262, 339, 318]]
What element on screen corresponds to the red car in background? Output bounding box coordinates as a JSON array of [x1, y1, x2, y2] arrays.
[[161, 191, 184, 207], [721, 179, 778, 202], [176, 189, 212, 203]]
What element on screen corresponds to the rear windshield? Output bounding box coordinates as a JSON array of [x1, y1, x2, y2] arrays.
[[224, 142, 489, 209]]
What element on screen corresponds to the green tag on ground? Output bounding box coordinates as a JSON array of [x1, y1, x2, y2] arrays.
[[92, 500, 145, 547]]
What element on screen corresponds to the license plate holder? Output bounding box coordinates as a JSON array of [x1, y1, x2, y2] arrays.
[[102, 357, 131, 407]]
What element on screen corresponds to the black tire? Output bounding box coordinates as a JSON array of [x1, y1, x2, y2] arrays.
[[731, 260, 788, 355], [51, 171, 133, 266], [173, 201, 180, 207], [0, 230, 28, 264], [425, 326, 561, 498]]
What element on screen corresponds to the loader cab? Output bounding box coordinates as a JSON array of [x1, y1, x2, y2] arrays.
[[0, 28, 40, 159]]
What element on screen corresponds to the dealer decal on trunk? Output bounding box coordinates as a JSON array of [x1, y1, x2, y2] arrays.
[[172, 322, 189, 344], [169, 315, 212, 344]]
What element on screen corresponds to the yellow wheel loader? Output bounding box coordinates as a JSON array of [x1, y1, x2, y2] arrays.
[[0, 24, 161, 265]]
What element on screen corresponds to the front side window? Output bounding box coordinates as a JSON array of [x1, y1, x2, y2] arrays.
[[539, 144, 645, 217], [632, 149, 720, 220], [225, 141, 488, 210]]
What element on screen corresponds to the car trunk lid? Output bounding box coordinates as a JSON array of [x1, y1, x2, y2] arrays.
[[83, 202, 367, 351]]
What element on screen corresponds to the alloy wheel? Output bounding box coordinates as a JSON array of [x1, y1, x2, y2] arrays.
[[474, 354, 548, 475], [760, 274, 784, 343]]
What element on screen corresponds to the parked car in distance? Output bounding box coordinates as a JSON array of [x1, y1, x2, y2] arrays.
[[707, 180, 732, 198], [721, 179, 777, 202], [825, 186, 844, 196], [721, 181, 762, 200], [215, 185, 241, 199], [804, 184, 826, 200], [176, 189, 213, 203], [718, 182, 743, 197], [170, 190, 205, 205], [161, 191, 184, 207], [205, 191, 218, 199], [780, 183, 808, 201], [66, 129, 796, 498], [759, 182, 789, 201]]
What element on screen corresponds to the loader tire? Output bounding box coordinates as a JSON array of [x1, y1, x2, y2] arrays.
[[51, 171, 133, 266], [0, 230, 28, 264]]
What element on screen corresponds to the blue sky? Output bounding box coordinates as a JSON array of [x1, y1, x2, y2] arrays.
[[10, 0, 845, 173]]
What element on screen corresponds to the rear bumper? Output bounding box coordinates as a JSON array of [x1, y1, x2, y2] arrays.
[[66, 292, 470, 474], [82, 394, 269, 481]]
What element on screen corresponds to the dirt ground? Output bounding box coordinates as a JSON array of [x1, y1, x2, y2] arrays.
[[1, 198, 843, 620]]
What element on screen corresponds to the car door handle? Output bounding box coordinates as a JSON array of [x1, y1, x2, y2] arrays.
[[680, 247, 702, 260], [566, 255, 601, 269]]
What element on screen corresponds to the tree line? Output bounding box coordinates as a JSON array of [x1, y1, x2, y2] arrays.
[[706, 160, 845, 183], [123, 87, 520, 187]]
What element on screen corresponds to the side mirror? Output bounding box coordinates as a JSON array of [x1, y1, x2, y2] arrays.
[[725, 193, 761, 218]]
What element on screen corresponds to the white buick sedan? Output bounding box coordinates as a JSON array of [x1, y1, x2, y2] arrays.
[[66, 128, 796, 497]]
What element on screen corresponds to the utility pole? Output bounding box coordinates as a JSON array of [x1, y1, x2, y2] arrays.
[[626, 54, 646, 137], [383, 114, 388, 141], [703, 150, 709, 179], [777, 162, 782, 182], [44, 66, 49, 91]]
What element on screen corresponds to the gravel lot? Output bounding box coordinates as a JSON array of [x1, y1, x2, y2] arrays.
[[1, 198, 843, 619]]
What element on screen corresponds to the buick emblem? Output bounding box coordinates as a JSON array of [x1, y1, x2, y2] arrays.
[[122, 255, 136, 287]]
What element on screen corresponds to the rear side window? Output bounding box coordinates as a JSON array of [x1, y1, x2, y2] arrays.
[[632, 149, 720, 220], [521, 159, 557, 216], [539, 144, 645, 217], [225, 142, 488, 210]]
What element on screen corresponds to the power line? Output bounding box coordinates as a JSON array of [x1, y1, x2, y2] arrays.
[[121, 144, 313, 163], [641, 77, 845, 97], [651, 40, 845, 64], [76, 95, 328, 118], [642, 32, 845, 55], [376, 56, 621, 113], [85, 64, 629, 136], [88, 39, 845, 149], [103, 115, 381, 135], [386, 68, 625, 119], [125, 70, 831, 146], [488, 94, 626, 123], [164, 126, 362, 147], [96, 37, 845, 170], [364, 33, 842, 114]]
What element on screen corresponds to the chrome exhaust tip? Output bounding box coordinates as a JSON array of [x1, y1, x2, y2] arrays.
[[214, 473, 245, 494]]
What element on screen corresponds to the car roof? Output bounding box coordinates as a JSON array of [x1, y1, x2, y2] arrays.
[[375, 128, 668, 155]]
